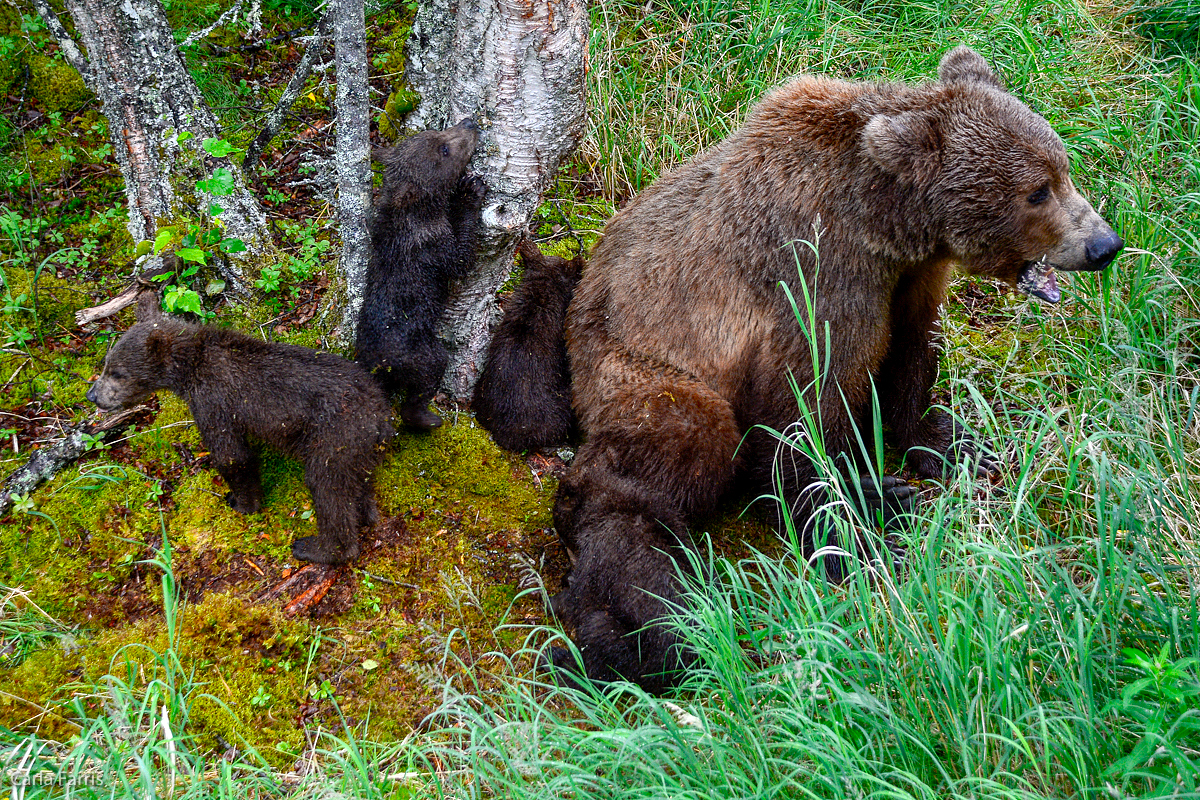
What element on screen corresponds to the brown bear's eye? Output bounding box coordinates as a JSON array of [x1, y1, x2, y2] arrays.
[[1027, 183, 1051, 205], [440, 144, 450, 157]]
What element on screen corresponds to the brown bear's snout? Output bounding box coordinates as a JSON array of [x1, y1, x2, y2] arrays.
[[85, 384, 98, 405], [1083, 229, 1124, 272]]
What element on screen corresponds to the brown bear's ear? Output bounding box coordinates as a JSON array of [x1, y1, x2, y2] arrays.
[[145, 328, 173, 363], [136, 288, 163, 322], [937, 46, 1006, 91], [863, 110, 943, 183]]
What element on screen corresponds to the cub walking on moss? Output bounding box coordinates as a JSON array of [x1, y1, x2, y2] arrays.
[[88, 294, 395, 565]]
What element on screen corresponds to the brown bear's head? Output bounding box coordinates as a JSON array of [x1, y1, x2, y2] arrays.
[[376, 117, 480, 206], [87, 315, 187, 411], [863, 46, 1122, 303]]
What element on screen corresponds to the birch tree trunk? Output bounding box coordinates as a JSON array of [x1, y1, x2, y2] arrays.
[[330, 0, 372, 342], [406, 0, 587, 400], [30, 0, 269, 279]]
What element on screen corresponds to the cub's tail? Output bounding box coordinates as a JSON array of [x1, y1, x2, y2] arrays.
[[473, 238, 584, 452]]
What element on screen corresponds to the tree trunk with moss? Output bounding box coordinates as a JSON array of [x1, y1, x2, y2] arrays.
[[30, 0, 268, 282], [331, 0, 372, 342], [405, 0, 588, 401]]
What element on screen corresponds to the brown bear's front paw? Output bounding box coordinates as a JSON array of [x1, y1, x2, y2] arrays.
[[291, 535, 359, 565], [908, 435, 1001, 481], [457, 173, 487, 204], [857, 474, 917, 532], [225, 491, 262, 515]]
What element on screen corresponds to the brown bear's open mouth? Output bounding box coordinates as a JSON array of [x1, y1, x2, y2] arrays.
[[1017, 258, 1061, 304]]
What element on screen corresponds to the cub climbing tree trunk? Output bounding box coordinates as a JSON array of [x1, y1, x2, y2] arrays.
[[405, 0, 588, 400], [29, 0, 269, 276]]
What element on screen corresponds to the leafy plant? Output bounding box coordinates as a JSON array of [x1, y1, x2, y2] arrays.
[[139, 137, 247, 315], [1105, 645, 1200, 789]]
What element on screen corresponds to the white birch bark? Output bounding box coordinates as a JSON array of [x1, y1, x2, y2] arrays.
[[406, 0, 587, 400], [30, 0, 269, 282], [330, 0, 372, 341]]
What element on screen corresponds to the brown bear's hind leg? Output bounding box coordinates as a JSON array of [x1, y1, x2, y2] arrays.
[[292, 469, 367, 564], [549, 356, 741, 690]]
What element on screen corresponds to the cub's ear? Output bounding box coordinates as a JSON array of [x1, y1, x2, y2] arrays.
[[136, 288, 163, 322], [862, 109, 944, 183], [145, 327, 172, 364], [938, 46, 1006, 91]]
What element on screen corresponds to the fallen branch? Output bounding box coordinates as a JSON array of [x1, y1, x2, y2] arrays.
[[0, 406, 149, 517], [74, 255, 177, 327], [244, 17, 331, 175]]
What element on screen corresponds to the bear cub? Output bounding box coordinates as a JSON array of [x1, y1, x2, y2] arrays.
[[88, 293, 395, 565], [473, 237, 583, 452], [355, 117, 486, 430]]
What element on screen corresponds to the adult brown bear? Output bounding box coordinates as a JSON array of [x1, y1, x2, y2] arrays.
[[549, 46, 1123, 690]]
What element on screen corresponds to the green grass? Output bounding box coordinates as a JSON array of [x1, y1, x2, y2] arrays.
[[2, 0, 1199, 796]]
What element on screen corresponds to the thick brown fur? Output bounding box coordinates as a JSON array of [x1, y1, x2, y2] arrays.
[[551, 47, 1123, 691], [355, 118, 485, 430], [472, 238, 583, 451], [88, 295, 395, 565]]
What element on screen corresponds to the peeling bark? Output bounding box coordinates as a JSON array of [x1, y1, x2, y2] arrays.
[[331, 0, 372, 343], [406, 0, 587, 400], [30, 0, 269, 273]]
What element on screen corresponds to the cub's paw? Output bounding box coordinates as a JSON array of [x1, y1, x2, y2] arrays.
[[540, 646, 590, 691], [457, 173, 487, 203], [291, 535, 359, 565]]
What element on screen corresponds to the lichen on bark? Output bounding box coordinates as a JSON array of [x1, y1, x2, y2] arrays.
[[29, 0, 270, 279]]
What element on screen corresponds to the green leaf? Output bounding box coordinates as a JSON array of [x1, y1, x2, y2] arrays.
[[196, 167, 237, 197], [166, 287, 203, 315], [177, 131, 193, 143], [204, 278, 226, 295], [133, 240, 153, 258], [219, 237, 247, 253], [153, 228, 174, 255], [208, 202, 225, 217], [176, 248, 207, 265], [362, 659, 380, 671], [202, 137, 239, 158]]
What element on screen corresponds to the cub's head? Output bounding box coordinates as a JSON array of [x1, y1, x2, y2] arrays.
[[376, 117, 480, 206], [87, 293, 185, 411], [863, 46, 1122, 302]]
